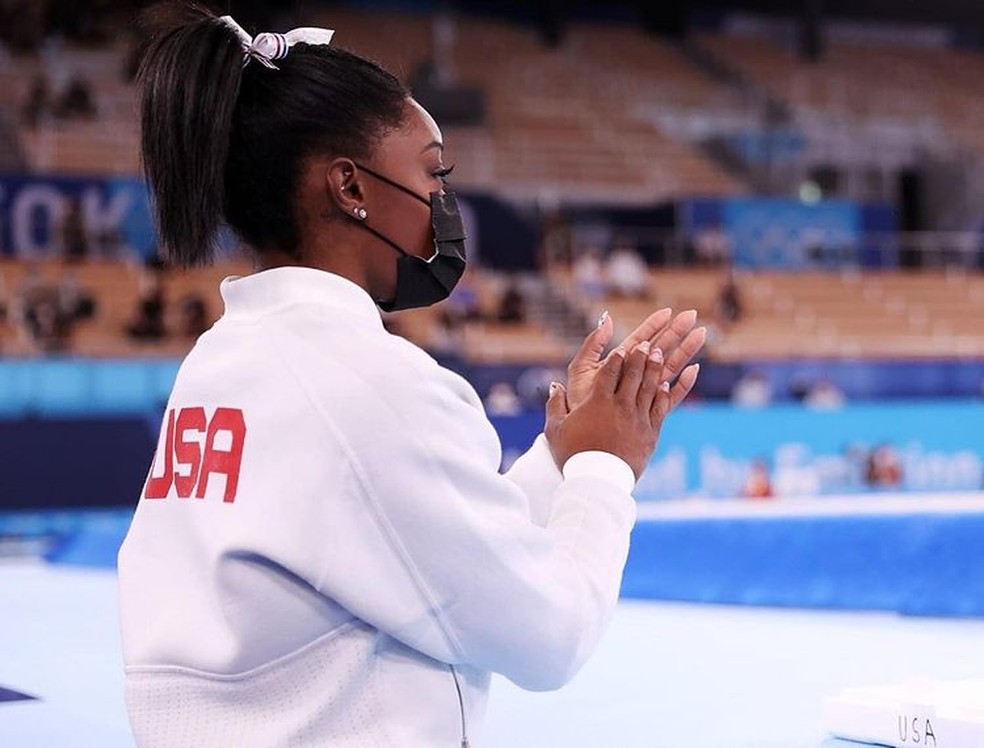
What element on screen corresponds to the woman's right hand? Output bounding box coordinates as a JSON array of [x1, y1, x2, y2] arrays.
[[545, 340, 675, 481]]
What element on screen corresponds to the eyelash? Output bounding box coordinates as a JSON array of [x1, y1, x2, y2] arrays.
[[433, 164, 456, 181]]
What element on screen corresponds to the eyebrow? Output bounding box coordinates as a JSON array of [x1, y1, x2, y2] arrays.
[[422, 140, 444, 153]]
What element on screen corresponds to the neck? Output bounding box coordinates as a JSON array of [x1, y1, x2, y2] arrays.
[[255, 234, 382, 301]]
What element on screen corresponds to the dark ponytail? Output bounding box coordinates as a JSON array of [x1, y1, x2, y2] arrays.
[[137, 2, 410, 267]]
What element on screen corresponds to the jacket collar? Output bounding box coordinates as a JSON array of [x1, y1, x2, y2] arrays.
[[219, 266, 383, 327]]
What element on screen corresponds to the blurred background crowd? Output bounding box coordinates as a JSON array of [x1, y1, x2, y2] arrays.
[[3, 0, 984, 506]]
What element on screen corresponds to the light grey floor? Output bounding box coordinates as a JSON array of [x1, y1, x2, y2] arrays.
[[3, 561, 984, 747]]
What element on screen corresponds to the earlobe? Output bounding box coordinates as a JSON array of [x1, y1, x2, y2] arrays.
[[325, 157, 365, 218]]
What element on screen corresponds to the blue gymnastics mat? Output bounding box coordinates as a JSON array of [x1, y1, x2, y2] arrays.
[[6, 494, 984, 619]]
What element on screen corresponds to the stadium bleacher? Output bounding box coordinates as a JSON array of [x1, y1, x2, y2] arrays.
[[698, 31, 984, 159], [0, 7, 982, 376]]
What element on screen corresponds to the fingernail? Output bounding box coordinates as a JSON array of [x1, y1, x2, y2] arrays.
[[660, 381, 671, 392], [638, 340, 651, 354], [548, 382, 559, 396], [692, 363, 701, 375], [614, 346, 626, 358], [650, 346, 663, 363], [597, 309, 610, 328]]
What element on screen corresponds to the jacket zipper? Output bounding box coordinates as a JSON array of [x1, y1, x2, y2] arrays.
[[449, 664, 470, 748]]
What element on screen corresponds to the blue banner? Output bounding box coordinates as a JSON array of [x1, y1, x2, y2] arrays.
[[682, 197, 898, 269], [0, 177, 536, 269], [724, 197, 860, 268], [0, 175, 157, 258], [2, 359, 981, 501], [633, 401, 984, 500], [494, 401, 984, 500]]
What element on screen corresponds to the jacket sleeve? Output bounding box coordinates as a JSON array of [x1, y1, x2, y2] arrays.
[[503, 433, 564, 527], [290, 343, 636, 692]]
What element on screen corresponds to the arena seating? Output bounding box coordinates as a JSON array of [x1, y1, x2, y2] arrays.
[[0, 257, 249, 357], [3, 10, 744, 202], [697, 32, 984, 158], [3, 41, 141, 174], [551, 266, 984, 361], [3, 15, 984, 366], [0, 258, 575, 364], [3, 253, 983, 363], [324, 9, 745, 203]]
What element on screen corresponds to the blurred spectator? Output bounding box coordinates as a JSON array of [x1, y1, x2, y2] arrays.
[[126, 269, 167, 341], [57, 269, 96, 321], [60, 196, 90, 263], [605, 243, 649, 299], [14, 265, 73, 353], [694, 223, 732, 267], [53, 76, 96, 120], [866, 444, 903, 488], [176, 292, 209, 339], [743, 460, 774, 499], [732, 370, 773, 407], [789, 374, 811, 403], [572, 247, 606, 300], [495, 281, 527, 324], [484, 381, 523, 416], [715, 267, 743, 326], [25, 293, 72, 353], [804, 377, 846, 410]]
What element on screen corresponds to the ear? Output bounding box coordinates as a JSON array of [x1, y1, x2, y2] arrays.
[[326, 157, 366, 219]]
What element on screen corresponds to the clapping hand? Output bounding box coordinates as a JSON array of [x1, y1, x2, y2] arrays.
[[544, 308, 706, 479], [564, 308, 705, 412]]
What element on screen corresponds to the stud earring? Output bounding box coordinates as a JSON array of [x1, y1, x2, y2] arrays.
[[355, 207, 367, 220]]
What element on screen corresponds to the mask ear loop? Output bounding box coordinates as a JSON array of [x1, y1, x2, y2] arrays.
[[353, 218, 412, 258], [350, 164, 440, 260], [355, 163, 431, 207]]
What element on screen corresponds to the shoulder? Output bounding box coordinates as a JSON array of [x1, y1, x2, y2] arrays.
[[256, 313, 485, 432]]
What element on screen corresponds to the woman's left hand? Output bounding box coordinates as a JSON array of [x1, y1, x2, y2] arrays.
[[564, 308, 706, 414]]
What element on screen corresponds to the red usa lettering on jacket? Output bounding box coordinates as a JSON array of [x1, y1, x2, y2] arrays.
[[144, 407, 247, 503]]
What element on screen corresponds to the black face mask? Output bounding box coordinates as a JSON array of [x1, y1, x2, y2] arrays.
[[352, 164, 467, 312]]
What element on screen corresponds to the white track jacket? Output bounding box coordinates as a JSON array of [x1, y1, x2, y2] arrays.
[[118, 266, 637, 747]]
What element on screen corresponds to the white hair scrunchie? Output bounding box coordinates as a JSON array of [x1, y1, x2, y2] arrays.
[[218, 15, 335, 70]]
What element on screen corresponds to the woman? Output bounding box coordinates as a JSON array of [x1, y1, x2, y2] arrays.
[[118, 5, 705, 746]]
